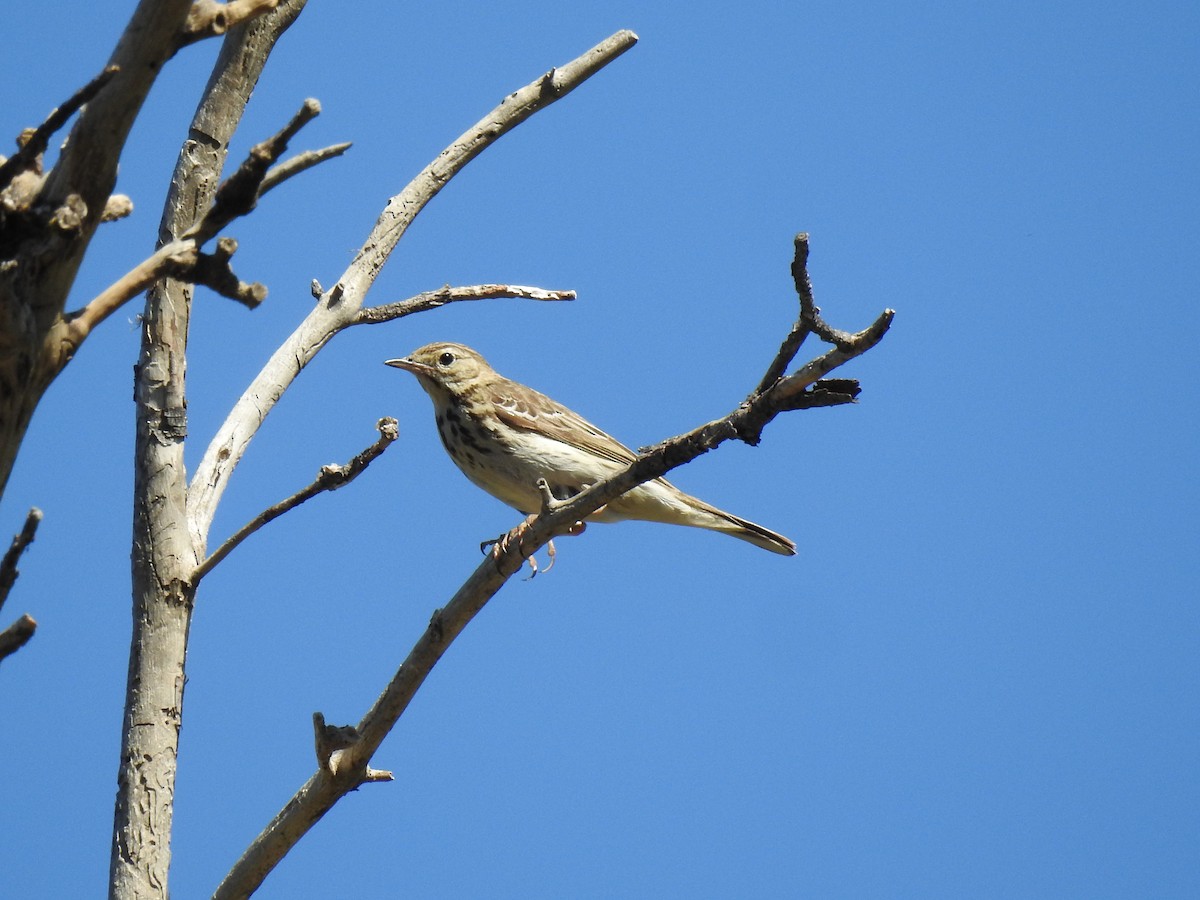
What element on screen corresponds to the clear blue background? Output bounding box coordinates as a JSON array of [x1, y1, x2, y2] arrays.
[[3, 1, 1197, 897]]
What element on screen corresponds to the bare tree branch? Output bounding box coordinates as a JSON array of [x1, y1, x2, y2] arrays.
[[177, 0, 283, 51], [356, 284, 576, 324], [0, 66, 120, 188], [41, 0, 196, 254], [64, 242, 197, 338], [49, 97, 324, 368], [56, 135, 346, 349], [214, 235, 892, 898], [187, 97, 322, 244], [191, 237, 269, 306], [0, 507, 42, 612], [0, 2, 197, 503], [475, 239, 893, 576], [739, 234, 893, 443], [0, 508, 42, 667], [52, 236, 264, 366], [765, 307, 893, 408], [205, 34, 640, 898], [753, 233, 824, 392], [188, 29, 640, 546], [789, 233, 864, 348], [0, 1, 334, 505], [259, 142, 352, 196], [112, 4, 310, 898], [193, 418, 398, 583], [0, 614, 36, 665]]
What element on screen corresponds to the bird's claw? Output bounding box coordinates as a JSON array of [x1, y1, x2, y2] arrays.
[[482, 517, 585, 579], [523, 539, 555, 580], [483, 518, 554, 579]]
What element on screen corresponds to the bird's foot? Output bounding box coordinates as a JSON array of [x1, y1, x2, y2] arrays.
[[480, 511, 586, 579], [482, 517, 554, 579]]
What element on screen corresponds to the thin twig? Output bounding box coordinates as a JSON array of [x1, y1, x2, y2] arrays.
[[193, 418, 398, 583], [741, 261, 892, 444], [259, 142, 352, 196], [0, 614, 37, 664], [753, 318, 809, 396], [773, 308, 893, 399], [356, 284, 576, 324], [0, 66, 119, 188], [791, 232, 857, 348], [742, 233, 894, 441], [188, 97, 322, 244], [0, 509, 42, 666], [754, 234, 825, 394], [0, 507, 42, 612], [192, 237, 268, 307]]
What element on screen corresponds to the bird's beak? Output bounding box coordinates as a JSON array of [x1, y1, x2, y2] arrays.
[[385, 357, 435, 377]]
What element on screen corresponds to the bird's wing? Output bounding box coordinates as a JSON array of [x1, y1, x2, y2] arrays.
[[488, 378, 638, 466]]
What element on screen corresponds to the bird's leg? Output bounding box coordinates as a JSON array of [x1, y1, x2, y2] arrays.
[[482, 479, 591, 578]]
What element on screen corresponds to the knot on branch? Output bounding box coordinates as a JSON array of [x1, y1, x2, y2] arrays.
[[376, 417, 400, 442], [313, 712, 392, 783], [0, 66, 127, 257], [49, 194, 87, 234], [734, 378, 864, 446], [148, 404, 189, 443], [313, 711, 360, 772], [314, 417, 400, 490], [0, 168, 44, 217], [538, 67, 563, 99], [102, 194, 134, 223], [428, 607, 445, 642]]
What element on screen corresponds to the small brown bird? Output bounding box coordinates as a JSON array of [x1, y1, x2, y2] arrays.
[[386, 342, 795, 556]]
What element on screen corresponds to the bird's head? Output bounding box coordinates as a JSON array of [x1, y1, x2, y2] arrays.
[[385, 342, 493, 397]]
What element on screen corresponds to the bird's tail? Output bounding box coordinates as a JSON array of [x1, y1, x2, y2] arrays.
[[602, 479, 797, 556], [709, 510, 796, 556]]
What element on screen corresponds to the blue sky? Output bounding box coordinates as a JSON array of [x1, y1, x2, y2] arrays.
[[3, 1, 1197, 897]]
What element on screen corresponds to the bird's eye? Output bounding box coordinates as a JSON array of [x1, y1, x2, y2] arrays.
[[438, 351, 455, 367]]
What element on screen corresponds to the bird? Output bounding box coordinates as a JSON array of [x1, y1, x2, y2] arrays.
[[385, 342, 796, 558]]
